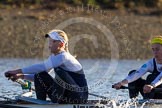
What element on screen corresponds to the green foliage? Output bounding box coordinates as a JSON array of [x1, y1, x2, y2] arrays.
[[87, 0, 96, 5], [0, 0, 161, 9]]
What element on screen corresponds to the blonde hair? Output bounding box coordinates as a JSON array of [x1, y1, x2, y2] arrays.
[[47, 29, 69, 52]]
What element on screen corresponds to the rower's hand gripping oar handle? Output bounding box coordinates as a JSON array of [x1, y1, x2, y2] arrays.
[[112, 85, 129, 89], [112, 85, 162, 92], [5, 73, 33, 91], [5, 73, 17, 81], [5, 73, 10, 78]]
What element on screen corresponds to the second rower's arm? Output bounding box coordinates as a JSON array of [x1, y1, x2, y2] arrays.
[[113, 61, 152, 89], [150, 72, 162, 88]]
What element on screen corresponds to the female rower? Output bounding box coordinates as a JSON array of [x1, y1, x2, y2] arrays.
[[113, 36, 162, 99], [4, 29, 88, 104]]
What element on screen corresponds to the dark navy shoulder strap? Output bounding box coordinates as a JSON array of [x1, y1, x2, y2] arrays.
[[55, 67, 84, 74], [153, 58, 159, 73]]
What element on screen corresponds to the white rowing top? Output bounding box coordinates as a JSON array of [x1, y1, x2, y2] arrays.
[[22, 51, 82, 81], [126, 58, 162, 87]]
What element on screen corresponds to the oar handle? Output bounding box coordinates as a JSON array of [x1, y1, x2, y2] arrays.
[[112, 85, 129, 89], [5, 73, 18, 82], [5, 73, 30, 88], [6, 75, 35, 91]]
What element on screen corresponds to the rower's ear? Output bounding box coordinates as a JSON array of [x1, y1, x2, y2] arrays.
[[59, 42, 64, 47]]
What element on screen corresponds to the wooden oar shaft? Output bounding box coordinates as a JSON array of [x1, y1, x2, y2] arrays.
[[88, 93, 108, 99], [15, 79, 28, 86], [153, 88, 162, 92], [15, 79, 35, 91]]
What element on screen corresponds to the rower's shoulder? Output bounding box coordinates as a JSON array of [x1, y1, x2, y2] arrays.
[[144, 58, 154, 68], [147, 58, 154, 63], [61, 52, 76, 59], [140, 58, 154, 69]]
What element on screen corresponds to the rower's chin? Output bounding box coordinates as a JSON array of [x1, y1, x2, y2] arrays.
[[154, 55, 159, 59], [154, 56, 162, 61]]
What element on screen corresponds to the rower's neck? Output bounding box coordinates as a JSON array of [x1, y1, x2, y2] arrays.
[[156, 59, 162, 64], [54, 50, 65, 55]]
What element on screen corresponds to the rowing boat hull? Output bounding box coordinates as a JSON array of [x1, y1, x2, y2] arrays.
[[0, 96, 109, 108], [2, 99, 162, 108], [3, 99, 162, 108], [2, 104, 107, 108], [2, 95, 162, 108]]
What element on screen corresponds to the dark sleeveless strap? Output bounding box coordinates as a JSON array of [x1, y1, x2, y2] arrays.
[[55, 67, 84, 74], [153, 58, 159, 74]]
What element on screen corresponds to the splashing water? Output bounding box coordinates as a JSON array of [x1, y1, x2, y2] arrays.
[[93, 97, 162, 108]]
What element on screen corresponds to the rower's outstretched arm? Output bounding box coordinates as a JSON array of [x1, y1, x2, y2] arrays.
[[112, 79, 128, 89]]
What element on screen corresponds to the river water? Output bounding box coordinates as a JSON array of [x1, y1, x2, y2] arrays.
[[0, 58, 161, 108]]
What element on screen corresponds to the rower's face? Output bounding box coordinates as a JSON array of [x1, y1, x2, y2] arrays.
[[48, 38, 62, 54], [151, 44, 162, 59]]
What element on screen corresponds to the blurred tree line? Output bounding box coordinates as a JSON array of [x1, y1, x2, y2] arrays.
[[0, 0, 162, 9]]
